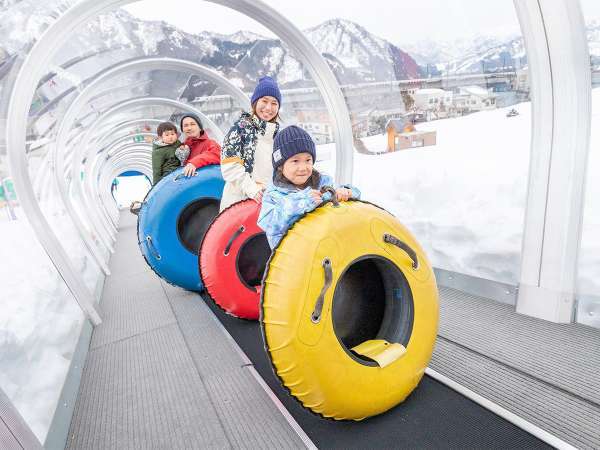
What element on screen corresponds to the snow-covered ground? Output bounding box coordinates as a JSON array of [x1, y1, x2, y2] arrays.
[[0, 212, 88, 442], [317, 89, 599, 294]]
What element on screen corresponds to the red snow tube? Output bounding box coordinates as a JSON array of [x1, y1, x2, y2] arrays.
[[199, 199, 271, 319]]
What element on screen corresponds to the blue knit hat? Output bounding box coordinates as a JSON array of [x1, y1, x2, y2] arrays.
[[251, 76, 282, 106], [180, 113, 203, 133], [272, 125, 316, 171]]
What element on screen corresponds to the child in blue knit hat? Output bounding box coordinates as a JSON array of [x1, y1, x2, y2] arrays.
[[258, 125, 360, 249]]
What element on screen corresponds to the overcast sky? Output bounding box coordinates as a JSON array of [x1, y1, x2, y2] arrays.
[[123, 0, 524, 44], [124, 0, 600, 45]]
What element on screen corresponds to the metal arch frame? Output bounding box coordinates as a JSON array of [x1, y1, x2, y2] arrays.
[[62, 98, 220, 259], [89, 118, 162, 226], [95, 119, 163, 155], [74, 97, 224, 248], [51, 56, 246, 271], [103, 161, 153, 212], [101, 153, 153, 211], [55, 56, 247, 179], [66, 120, 160, 231], [102, 157, 152, 212], [6, 0, 353, 325], [92, 143, 153, 230], [98, 149, 153, 220], [86, 133, 154, 234], [102, 158, 153, 210], [513, 0, 591, 322]]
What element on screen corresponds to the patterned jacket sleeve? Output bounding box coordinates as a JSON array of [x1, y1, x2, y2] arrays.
[[258, 185, 319, 248], [221, 121, 261, 198]]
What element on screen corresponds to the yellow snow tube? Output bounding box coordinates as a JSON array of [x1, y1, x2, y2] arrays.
[[261, 200, 438, 420]]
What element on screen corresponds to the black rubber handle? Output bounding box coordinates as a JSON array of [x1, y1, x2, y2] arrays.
[[383, 233, 419, 270], [311, 258, 333, 323], [320, 186, 340, 207], [145, 235, 161, 260], [223, 225, 245, 256]]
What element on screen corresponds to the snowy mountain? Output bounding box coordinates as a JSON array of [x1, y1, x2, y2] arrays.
[[224, 30, 268, 45], [403, 19, 600, 75], [0, 5, 422, 101], [401, 33, 526, 75], [305, 19, 420, 82]]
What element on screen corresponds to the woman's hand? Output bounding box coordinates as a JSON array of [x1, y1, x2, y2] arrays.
[[183, 163, 196, 177], [335, 187, 353, 202], [310, 189, 323, 205]]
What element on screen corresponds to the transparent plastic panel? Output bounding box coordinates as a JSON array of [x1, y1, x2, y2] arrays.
[[120, 0, 530, 285], [122, 0, 338, 175], [0, 0, 95, 441], [274, 0, 528, 284], [577, 0, 600, 328]]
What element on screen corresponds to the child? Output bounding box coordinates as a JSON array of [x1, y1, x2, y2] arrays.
[[152, 122, 186, 184], [258, 126, 360, 248], [220, 76, 281, 211], [180, 114, 221, 177]]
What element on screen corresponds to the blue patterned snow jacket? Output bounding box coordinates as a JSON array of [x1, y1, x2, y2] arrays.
[[258, 173, 361, 249]]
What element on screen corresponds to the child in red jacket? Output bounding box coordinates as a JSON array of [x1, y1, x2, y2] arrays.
[[179, 114, 221, 177]]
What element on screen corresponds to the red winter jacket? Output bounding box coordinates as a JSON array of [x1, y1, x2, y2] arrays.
[[184, 133, 221, 169]]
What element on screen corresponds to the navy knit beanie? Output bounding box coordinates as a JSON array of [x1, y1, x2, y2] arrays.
[[180, 114, 204, 133], [251, 76, 282, 106], [272, 125, 316, 171]]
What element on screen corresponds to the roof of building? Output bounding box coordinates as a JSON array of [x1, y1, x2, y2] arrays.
[[386, 118, 409, 132], [415, 88, 446, 95], [459, 85, 492, 98]]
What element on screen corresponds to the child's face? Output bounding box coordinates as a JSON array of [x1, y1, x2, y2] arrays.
[[161, 129, 178, 145], [182, 117, 201, 137], [255, 96, 279, 122], [282, 152, 314, 186]]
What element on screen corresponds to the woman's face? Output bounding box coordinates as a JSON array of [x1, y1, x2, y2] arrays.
[[282, 152, 314, 186], [182, 117, 201, 137], [254, 96, 279, 122]]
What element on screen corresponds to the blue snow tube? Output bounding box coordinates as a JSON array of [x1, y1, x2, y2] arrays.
[[137, 165, 224, 291]]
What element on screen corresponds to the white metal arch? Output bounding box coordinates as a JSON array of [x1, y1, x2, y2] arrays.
[[99, 150, 153, 222], [76, 97, 223, 247], [92, 144, 153, 230], [513, 0, 591, 323], [6, 0, 353, 324]]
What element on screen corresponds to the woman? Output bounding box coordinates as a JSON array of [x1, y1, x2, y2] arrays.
[[180, 114, 221, 177], [220, 76, 281, 210]]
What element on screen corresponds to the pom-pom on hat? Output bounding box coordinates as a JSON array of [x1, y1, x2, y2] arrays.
[[272, 125, 316, 171], [251, 76, 282, 106]]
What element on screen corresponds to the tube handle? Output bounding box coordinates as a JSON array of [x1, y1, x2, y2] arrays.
[[145, 235, 161, 260], [320, 186, 340, 207], [383, 233, 418, 270], [224, 225, 245, 256], [311, 258, 333, 323]]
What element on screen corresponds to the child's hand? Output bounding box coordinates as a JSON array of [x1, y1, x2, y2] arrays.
[[310, 189, 323, 205], [253, 190, 264, 203], [335, 187, 353, 202]]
